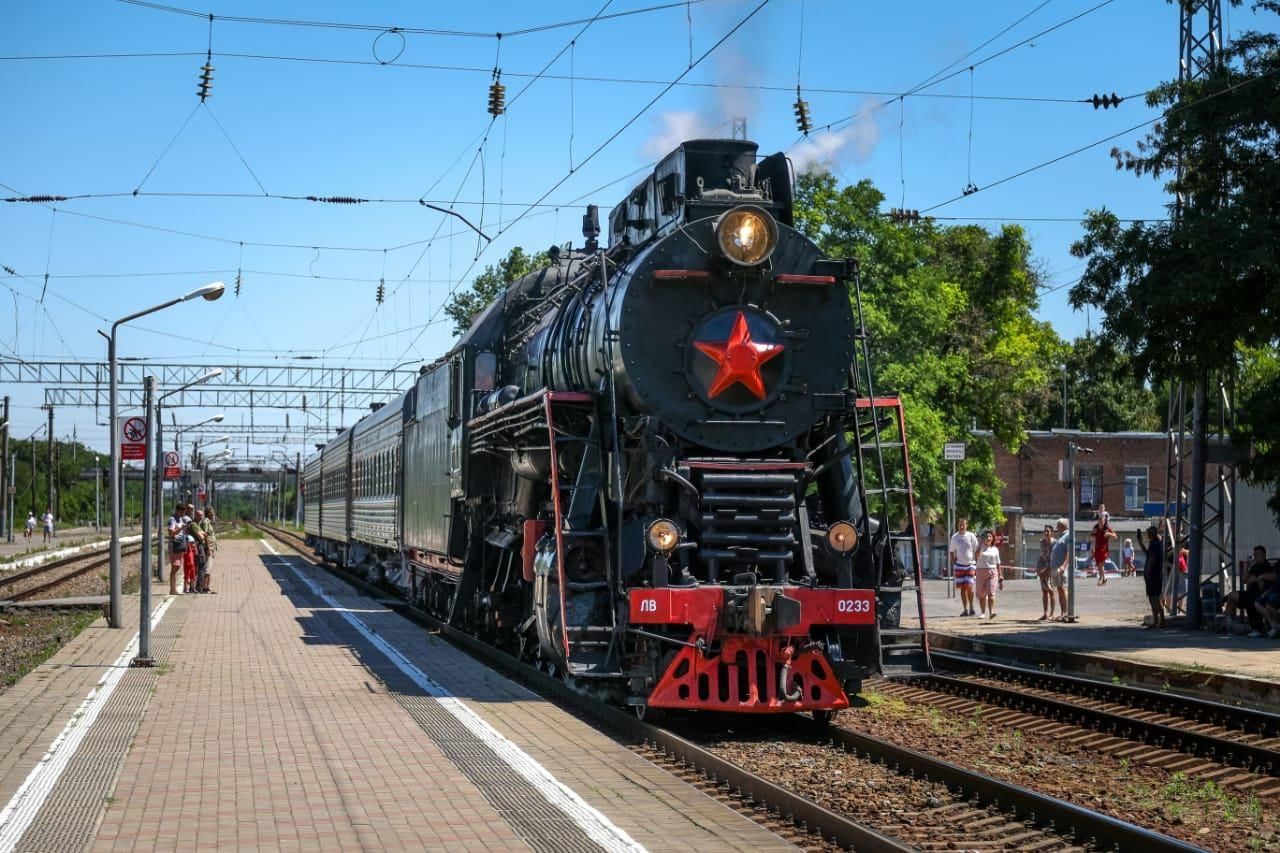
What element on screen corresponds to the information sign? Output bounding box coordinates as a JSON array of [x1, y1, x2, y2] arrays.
[[943, 442, 966, 462]]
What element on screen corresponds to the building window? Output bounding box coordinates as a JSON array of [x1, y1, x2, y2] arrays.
[[1125, 465, 1148, 512], [1078, 464, 1103, 509]]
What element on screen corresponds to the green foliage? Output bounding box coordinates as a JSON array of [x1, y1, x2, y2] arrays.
[[795, 172, 1061, 525], [444, 246, 550, 336], [1040, 334, 1162, 433], [1069, 6, 1280, 516]]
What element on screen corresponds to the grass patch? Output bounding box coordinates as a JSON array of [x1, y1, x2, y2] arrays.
[[0, 609, 101, 692], [861, 690, 913, 718], [218, 523, 264, 540]]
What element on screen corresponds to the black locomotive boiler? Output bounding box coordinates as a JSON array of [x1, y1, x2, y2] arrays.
[[304, 139, 931, 716]]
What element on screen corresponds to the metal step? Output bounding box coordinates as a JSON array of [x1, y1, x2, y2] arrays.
[[876, 585, 918, 594], [878, 628, 924, 639]]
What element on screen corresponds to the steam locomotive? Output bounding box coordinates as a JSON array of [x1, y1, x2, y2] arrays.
[[303, 139, 930, 717]]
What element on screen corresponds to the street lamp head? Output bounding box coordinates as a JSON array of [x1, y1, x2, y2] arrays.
[[183, 282, 226, 303], [199, 367, 223, 382], [211, 414, 224, 423]]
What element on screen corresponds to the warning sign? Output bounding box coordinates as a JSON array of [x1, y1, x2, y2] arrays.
[[121, 416, 147, 461], [163, 450, 181, 481]]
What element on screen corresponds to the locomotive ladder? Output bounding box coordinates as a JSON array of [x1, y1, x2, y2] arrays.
[[849, 268, 931, 678], [852, 396, 931, 677], [542, 390, 620, 677]]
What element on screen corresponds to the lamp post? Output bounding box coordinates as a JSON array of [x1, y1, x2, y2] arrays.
[[133, 375, 157, 667], [105, 281, 224, 629], [1060, 363, 1068, 430]]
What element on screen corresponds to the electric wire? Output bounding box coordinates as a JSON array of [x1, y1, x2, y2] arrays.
[[0, 50, 1117, 105], [116, 0, 709, 39], [919, 66, 1278, 213], [390, 0, 772, 365]]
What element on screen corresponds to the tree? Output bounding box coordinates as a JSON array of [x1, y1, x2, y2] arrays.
[[1069, 4, 1280, 515], [444, 246, 550, 336], [795, 172, 1062, 526], [1039, 334, 1163, 433]]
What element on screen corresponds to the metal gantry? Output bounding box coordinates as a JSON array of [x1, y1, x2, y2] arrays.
[[1166, 0, 1236, 628]]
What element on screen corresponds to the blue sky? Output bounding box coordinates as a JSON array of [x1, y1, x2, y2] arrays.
[[1, 0, 1275, 453]]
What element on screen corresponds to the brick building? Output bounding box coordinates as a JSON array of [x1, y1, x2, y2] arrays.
[[991, 429, 1169, 520]]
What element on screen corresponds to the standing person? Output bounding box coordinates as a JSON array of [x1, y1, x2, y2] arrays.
[[1048, 518, 1072, 621], [1091, 510, 1116, 586], [41, 508, 54, 543], [179, 504, 198, 594], [1175, 542, 1190, 609], [1136, 524, 1166, 628], [199, 508, 217, 593], [24, 511, 35, 540], [1036, 525, 1057, 620], [167, 504, 187, 595], [949, 518, 980, 617], [1120, 538, 1136, 577], [974, 530, 1003, 619], [193, 510, 211, 593]]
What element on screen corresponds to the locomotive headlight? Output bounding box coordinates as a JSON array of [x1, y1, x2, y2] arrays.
[[715, 205, 778, 267], [646, 518, 681, 555], [826, 521, 858, 554]]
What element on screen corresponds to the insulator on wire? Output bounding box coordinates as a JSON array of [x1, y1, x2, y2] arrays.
[[5, 195, 68, 203], [1089, 92, 1123, 109], [234, 272, 242, 297], [962, 183, 979, 196], [487, 72, 506, 116], [2, 266, 16, 276], [197, 61, 214, 102], [888, 208, 921, 224], [305, 196, 366, 204], [376, 280, 386, 304], [793, 89, 813, 135]]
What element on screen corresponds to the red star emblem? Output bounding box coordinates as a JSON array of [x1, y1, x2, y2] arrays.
[[693, 311, 785, 399]]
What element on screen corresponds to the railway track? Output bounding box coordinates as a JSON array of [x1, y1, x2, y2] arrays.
[[254, 523, 1200, 852], [877, 653, 1280, 796], [0, 542, 144, 603]]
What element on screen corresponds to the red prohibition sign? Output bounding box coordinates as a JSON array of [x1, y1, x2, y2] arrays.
[[122, 417, 147, 443]]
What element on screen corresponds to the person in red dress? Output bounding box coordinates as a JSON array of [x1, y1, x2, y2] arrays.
[[1091, 506, 1116, 586], [182, 503, 199, 593]]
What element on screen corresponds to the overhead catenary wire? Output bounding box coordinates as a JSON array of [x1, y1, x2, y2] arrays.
[[919, 66, 1279, 214], [390, 0, 773, 365], [115, 0, 710, 40], [0, 49, 1122, 106]]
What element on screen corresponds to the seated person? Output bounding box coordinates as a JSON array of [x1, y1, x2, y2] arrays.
[[1226, 546, 1274, 635]]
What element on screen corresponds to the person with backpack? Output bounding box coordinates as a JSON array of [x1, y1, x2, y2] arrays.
[[167, 504, 189, 595]]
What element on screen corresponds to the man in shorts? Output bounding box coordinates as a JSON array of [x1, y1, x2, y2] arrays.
[[167, 504, 188, 595], [198, 508, 217, 593], [950, 518, 979, 616], [41, 508, 54, 543], [1047, 518, 1072, 621], [24, 512, 35, 540]]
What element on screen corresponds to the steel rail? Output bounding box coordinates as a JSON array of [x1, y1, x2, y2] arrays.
[[251, 523, 908, 852], [257, 522, 1203, 853], [0, 544, 143, 597], [931, 651, 1280, 773], [819, 722, 1203, 853]]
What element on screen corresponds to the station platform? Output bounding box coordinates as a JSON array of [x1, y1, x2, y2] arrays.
[[0, 539, 799, 852], [923, 576, 1280, 708]]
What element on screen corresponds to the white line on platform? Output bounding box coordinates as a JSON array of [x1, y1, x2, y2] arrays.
[[0, 595, 175, 852], [261, 540, 647, 853]]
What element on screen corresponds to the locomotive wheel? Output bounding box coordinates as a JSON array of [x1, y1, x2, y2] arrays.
[[812, 710, 835, 725]]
